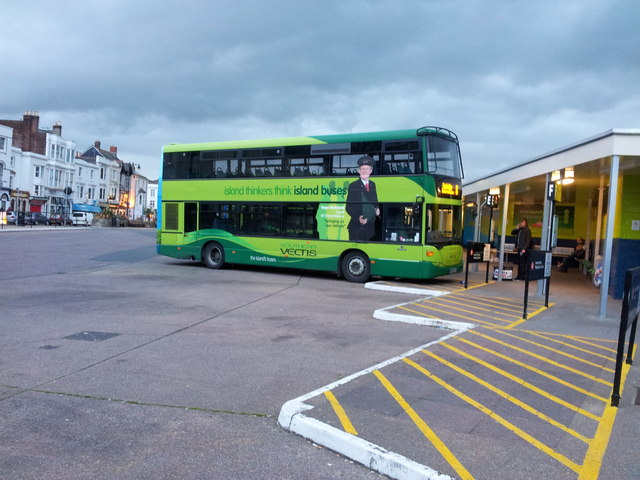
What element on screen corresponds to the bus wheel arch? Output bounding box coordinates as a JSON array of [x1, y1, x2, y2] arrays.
[[202, 241, 225, 269], [340, 250, 371, 283]]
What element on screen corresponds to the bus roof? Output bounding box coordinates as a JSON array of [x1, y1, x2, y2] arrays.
[[163, 127, 457, 153]]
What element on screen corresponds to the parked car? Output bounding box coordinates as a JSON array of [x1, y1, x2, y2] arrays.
[[6, 211, 25, 225], [49, 214, 73, 225], [24, 212, 50, 225]]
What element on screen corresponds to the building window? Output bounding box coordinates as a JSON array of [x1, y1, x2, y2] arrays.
[[35, 166, 42, 178], [78, 166, 82, 178], [100, 167, 105, 180], [99, 187, 106, 200], [34, 185, 41, 196], [0, 136, 6, 151]]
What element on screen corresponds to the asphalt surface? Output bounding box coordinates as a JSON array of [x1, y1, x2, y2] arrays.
[[1, 225, 638, 479]]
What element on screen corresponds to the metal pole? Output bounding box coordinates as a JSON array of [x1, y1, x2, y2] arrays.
[[473, 192, 481, 242], [498, 183, 510, 282], [538, 173, 552, 296], [600, 156, 620, 318], [594, 175, 605, 262]]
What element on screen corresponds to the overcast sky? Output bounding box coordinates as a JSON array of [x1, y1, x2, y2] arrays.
[[1, 0, 638, 182]]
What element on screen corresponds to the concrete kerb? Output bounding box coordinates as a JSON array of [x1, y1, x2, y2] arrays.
[[278, 286, 475, 480]]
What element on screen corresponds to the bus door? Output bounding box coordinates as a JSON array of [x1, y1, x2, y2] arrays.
[[162, 202, 198, 246]]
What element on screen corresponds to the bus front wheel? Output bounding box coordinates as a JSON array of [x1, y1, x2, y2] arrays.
[[342, 251, 370, 283], [202, 242, 225, 269]]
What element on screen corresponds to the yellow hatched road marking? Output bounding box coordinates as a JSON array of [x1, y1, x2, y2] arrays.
[[555, 335, 619, 354], [372, 369, 475, 480], [468, 330, 613, 387], [422, 350, 592, 443], [522, 331, 618, 344], [457, 337, 609, 403], [432, 295, 520, 318], [441, 342, 601, 422], [324, 390, 358, 436], [403, 358, 582, 474], [397, 304, 500, 327], [492, 329, 616, 374], [421, 297, 518, 323], [527, 331, 616, 362], [451, 295, 523, 314]]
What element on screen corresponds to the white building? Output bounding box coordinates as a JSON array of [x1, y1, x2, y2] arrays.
[[147, 179, 158, 215], [0, 124, 14, 211], [0, 112, 76, 216]]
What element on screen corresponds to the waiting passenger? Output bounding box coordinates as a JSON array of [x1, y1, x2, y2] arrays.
[[558, 237, 586, 272]]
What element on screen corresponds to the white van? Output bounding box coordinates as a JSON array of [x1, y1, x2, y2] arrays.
[[72, 212, 90, 226]]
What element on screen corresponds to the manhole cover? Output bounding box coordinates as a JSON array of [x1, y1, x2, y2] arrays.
[[64, 331, 121, 342]]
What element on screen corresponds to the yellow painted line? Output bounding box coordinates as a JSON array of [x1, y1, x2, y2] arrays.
[[441, 342, 601, 422], [403, 358, 582, 474], [493, 329, 616, 374], [417, 298, 516, 324], [505, 318, 528, 329], [372, 369, 475, 480], [527, 332, 616, 362], [527, 303, 552, 318], [578, 355, 634, 479], [457, 337, 609, 403], [324, 390, 358, 436], [457, 281, 491, 292], [506, 303, 554, 329], [422, 350, 592, 443], [398, 304, 500, 327], [469, 330, 613, 387]]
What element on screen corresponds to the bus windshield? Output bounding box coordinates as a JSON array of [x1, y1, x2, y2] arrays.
[[426, 135, 463, 179]]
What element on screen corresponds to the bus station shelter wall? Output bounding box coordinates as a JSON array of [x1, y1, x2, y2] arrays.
[[462, 129, 640, 313]]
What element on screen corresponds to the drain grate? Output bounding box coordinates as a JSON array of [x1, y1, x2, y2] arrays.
[[64, 331, 121, 342]]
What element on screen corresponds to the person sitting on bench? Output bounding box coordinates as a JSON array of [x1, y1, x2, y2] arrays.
[[558, 237, 586, 272]]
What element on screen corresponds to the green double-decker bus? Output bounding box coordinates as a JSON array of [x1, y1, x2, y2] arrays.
[[157, 126, 464, 282]]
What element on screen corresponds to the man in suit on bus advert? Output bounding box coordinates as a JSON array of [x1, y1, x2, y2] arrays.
[[346, 155, 380, 241]]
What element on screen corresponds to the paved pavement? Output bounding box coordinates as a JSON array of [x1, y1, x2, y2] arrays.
[[278, 267, 640, 480]]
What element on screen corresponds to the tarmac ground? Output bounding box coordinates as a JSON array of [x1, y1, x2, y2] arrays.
[[1, 225, 638, 480]]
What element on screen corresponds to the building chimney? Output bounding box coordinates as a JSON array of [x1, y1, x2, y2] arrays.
[[23, 110, 40, 133], [94, 140, 101, 149], [52, 122, 62, 136], [110, 146, 118, 155]]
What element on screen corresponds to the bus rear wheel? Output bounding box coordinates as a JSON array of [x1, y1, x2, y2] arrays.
[[202, 242, 225, 269], [342, 251, 370, 283]]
